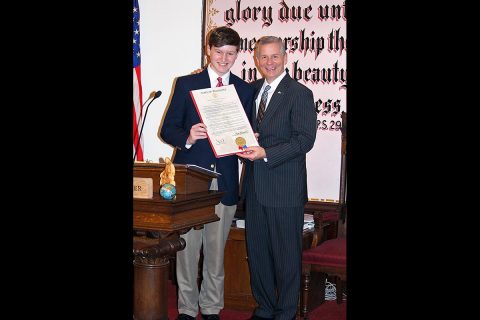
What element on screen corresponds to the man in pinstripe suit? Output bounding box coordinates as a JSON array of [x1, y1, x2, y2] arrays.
[[237, 36, 317, 320]]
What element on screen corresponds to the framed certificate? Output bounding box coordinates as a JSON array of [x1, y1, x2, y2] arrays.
[[190, 84, 258, 157]]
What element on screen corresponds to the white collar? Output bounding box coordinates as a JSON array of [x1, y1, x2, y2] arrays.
[[261, 70, 287, 93], [207, 65, 230, 86]]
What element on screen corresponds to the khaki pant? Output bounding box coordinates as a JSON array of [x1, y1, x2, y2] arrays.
[[176, 177, 237, 317]]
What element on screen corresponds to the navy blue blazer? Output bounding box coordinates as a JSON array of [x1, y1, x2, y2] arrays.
[[160, 69, 254, 206], [242, 74, 317, 207]]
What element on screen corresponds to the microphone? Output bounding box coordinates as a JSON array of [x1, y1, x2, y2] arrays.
[[133, 90, 162, 162], [135, 91, 156, 129]]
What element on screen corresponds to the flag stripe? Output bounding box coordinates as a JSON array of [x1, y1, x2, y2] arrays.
[[133, 0, 144, 161], [133, 67, 143, 160]]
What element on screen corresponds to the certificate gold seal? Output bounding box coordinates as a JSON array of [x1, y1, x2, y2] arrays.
[[235, 136, 247, 150], [235, 137, 246, 146]]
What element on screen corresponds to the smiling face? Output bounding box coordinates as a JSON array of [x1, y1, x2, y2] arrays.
[[207, 45, 239, 76], [255, 41, 287, 83]]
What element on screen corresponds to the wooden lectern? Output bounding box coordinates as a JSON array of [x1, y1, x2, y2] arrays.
[[133, 163, 223, 320]]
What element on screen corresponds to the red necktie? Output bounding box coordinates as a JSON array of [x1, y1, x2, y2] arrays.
[[216, 77, 223, 87]]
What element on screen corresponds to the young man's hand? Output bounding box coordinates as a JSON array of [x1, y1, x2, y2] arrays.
[[187, 123, 208, 145]]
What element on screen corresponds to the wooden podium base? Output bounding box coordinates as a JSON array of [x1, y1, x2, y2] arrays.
[[133, 236, 185, 320]]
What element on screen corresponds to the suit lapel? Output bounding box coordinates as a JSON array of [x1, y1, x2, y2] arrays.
[[253, 81, 262, 101], [259, 74, 291, 126], [252, 81, 263, 131], [197, 69, 211, 89]]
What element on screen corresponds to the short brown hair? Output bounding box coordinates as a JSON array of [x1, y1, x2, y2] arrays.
[[208, 26, 241, 50]]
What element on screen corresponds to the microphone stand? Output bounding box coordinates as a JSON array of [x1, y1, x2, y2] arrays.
[[133, 91, 162, 162]]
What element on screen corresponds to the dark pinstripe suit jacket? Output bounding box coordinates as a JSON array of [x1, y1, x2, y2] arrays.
[[242, 73, 317, 208], [160, 69, 254, 206]]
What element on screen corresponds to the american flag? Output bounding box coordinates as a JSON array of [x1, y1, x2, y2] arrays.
[[133, 0, 144, 161]]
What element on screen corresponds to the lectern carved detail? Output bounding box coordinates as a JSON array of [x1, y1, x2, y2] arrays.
[[133, 237, 186, 265]]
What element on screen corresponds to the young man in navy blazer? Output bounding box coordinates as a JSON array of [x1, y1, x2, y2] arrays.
[[160, 27, 254, 320], [238, 36, 317, 320]]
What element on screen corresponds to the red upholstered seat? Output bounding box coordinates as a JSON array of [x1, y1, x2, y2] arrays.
[[302, 237, 346, 267], [299, 212, 346, 320]]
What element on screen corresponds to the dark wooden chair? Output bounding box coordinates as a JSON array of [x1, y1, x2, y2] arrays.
[[300, 211, 346, 320]]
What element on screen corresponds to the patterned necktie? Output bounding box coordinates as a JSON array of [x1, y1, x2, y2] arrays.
[[257, 85, 271, 125], [216, 77, 223, 87]]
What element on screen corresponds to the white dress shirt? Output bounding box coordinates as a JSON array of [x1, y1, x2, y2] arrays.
[[255, 70, 287, 115]]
